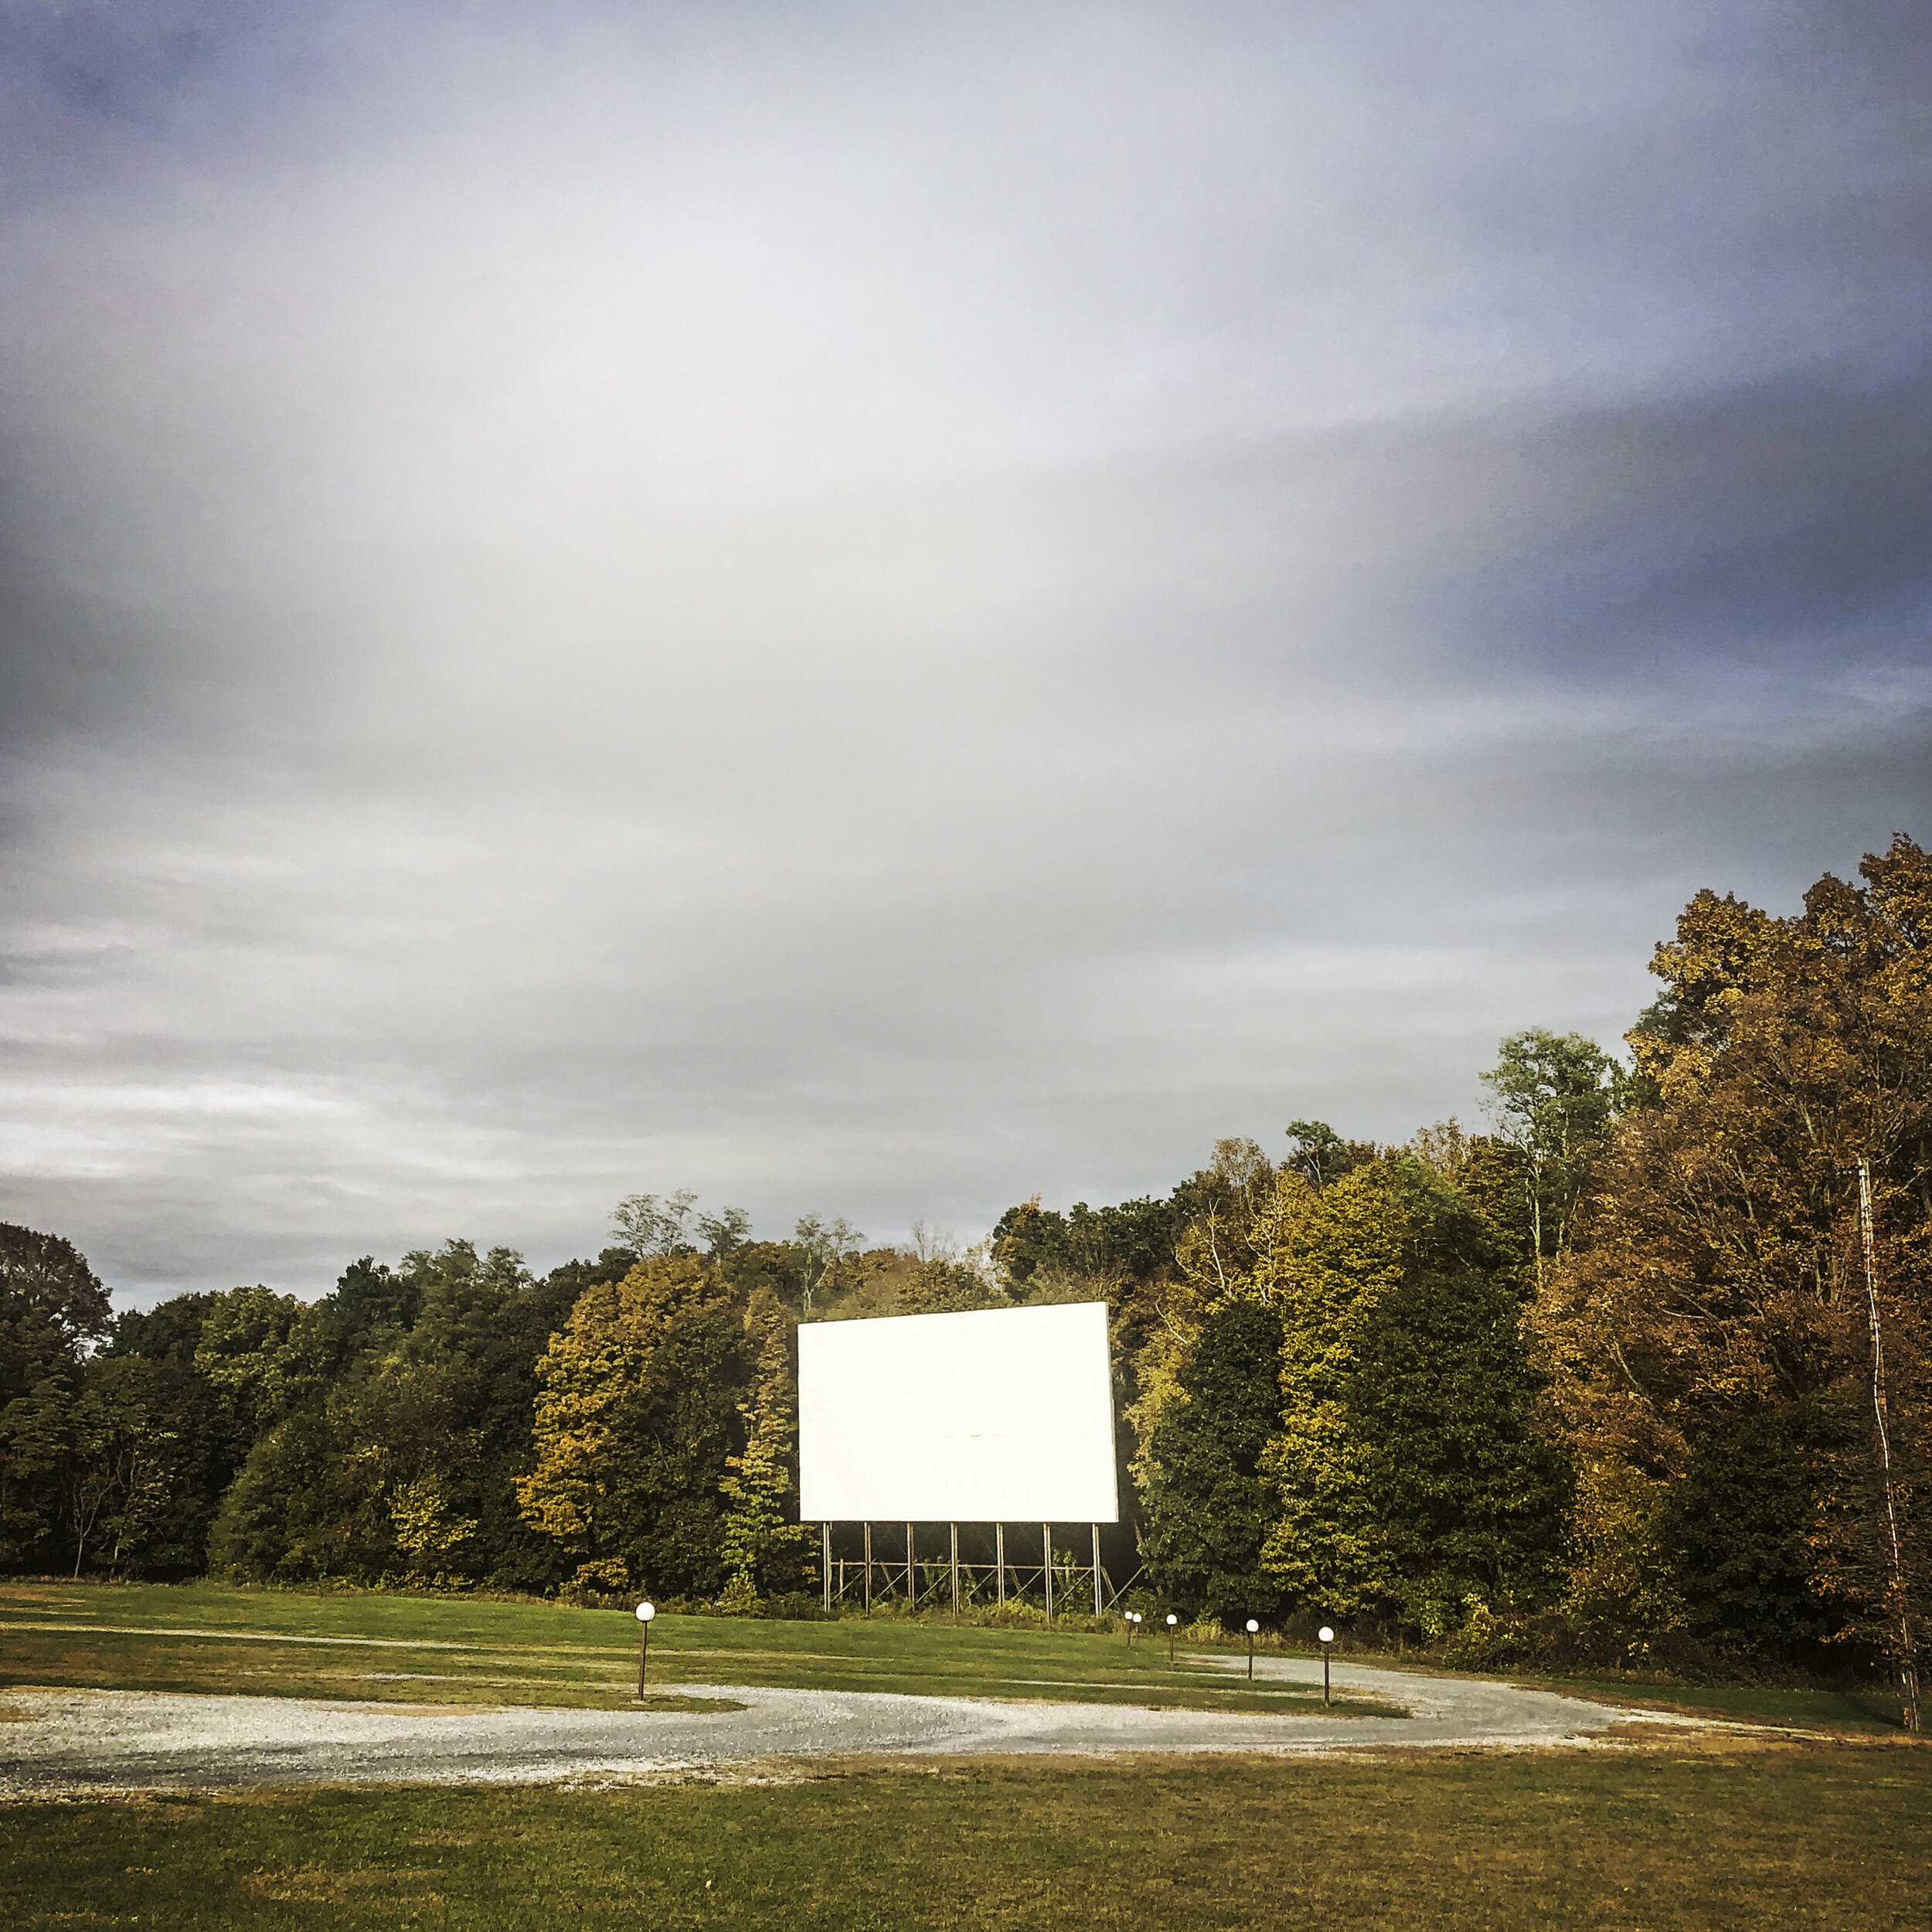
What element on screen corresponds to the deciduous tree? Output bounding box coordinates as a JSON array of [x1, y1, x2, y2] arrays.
[[1479, 1029, 1619, 1287], [718, 1290, 809, 1607], [1536, 835, 1931, 1714], [519, 1256, 752, 1600]]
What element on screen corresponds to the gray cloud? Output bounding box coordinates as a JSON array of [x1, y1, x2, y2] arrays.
[[1, 2, 1927, 1302]]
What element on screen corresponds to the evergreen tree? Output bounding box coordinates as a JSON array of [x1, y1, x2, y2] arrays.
[[1351, 1253, 1570, 1631], [1260, 1158, 1566, 1628], [1141, 1297, 1285, 1625]]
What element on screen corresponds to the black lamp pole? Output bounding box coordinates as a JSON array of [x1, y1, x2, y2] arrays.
[[636, 1603, 655, 1699]]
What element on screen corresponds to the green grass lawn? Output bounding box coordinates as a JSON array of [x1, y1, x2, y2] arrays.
[[1519, 1677, 1908, 1734], [2, 1747, 1926, 1930], [0, 1580, 1392, 1716]]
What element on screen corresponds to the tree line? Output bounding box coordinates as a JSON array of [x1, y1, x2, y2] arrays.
[[2, 836, 1926, 1709]]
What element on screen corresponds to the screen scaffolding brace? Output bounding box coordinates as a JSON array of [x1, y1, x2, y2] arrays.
[[818, 1522, 1111, 1619]]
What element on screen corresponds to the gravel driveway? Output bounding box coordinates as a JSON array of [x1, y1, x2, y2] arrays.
[[0, 1657, 1630, 1796]]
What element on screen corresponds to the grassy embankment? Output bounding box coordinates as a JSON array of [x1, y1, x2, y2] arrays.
[[3, 1746, 1927, 1930], [0, 1579, 1390, 1716]]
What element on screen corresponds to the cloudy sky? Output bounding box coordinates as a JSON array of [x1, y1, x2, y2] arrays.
[[2, 1, 1927, 1306]]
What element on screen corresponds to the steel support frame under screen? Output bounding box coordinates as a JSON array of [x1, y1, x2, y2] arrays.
[[818, 1522, 1119, 1618]]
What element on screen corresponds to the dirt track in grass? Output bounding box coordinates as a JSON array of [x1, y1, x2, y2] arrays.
[[0, 1655, 1651, 1795]]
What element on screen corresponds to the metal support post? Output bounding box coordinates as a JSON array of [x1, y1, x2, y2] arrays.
[[1043, 1522, 1053, 1621], [950, 1522, 959, 1618], [863, 1522, 872, 1611], [822, 1522, 832, 1612], [906, 1522, 916, 1606], [996, 1523, 1005, 1604], [1091, 1523, 1102, 1617]]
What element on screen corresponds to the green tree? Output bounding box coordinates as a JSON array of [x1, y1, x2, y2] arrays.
[[1170, 1139, 1278, 1300], [103, 1292, 268, 1575], [991, 1199, 1070, 1286], [101, 1293, 217, 1366], [1258, 1162, 1421, 1617], [718, 1290, 810, 1608], [1349, 1252, 1570, 1632], [208, 1243, 586, 1590], [192, 1285, 321, 1436], [213, 1352, 488, 1587], [1124, 1148, 1293, 1523], [0, 1360, 179, 1577], [1284, 1121, 1374, 1191], [792, 1216, 863, 1314], [309, 1257, 421, 1372], [698, 1208, 753, 1257], [1664, 1400, 1855, 1652], [994, 1191, 1187, 1291], [1062, 1197, 1182, 1281], [612, 1191, 699, 1259], [393, 1243, 583, 1589], [1480, 1029, 1619, 1286], [0, 1224, 111, 1375], [209, 1393, 386, 1582], [894, 1246, 1009, 1315], [0, 1224, 112, 1570], [1259, 1158, 1565, 1631], [519, 1256, 753, 1600], [1141, 1298, 1287, 1625]]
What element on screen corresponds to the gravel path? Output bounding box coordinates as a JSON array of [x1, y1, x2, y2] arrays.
[[0, 1658, 1631, 1795]]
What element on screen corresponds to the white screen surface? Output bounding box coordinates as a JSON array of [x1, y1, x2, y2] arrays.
[[797, 1301, 1119, 1522]]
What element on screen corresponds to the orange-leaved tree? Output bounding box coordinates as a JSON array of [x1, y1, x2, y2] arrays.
[[1536, 835, 1931, 1722]]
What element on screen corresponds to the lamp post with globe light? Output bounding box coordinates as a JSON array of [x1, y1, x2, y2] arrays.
[[635, 1602, 656, 1698], [1165, 1612, 1178, 1665], [1318, 1624, 1335, 1706], [1246, 1618, 1260, 1680]]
